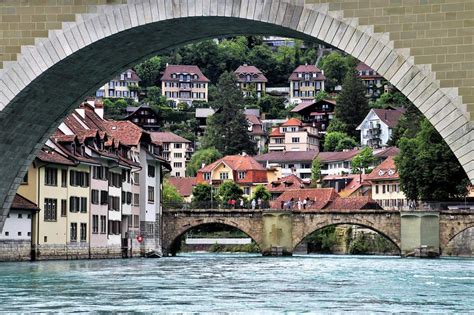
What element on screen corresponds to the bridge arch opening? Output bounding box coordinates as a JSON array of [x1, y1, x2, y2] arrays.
[[443, 226, 474, 257], [294, 223, 401, 256], [164, 222, 262, 256], [0, 0, 472, 224]]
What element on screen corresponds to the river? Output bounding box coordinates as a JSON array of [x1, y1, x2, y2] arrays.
[[0, 254, 472, 313]]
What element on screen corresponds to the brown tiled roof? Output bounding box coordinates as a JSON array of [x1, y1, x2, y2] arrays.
[[36, 148, 76, 166], [199, 155, 266, 173], [273, 188, 339, 210], [149, 132, 191, 145], [168, 177, 197, 197], [317, 149, 361, 163], [266, 174, 307, 192], [11, 194, 39, 211], [374, 146, 400, 159], [113, 69, 140, 82], [246, 114, 262, 126], [291, 99, 336, 113], [338, 175, 369, 198], [103, 121, 143, 146], [324, 196, 382, 210], [255, 151, 319, 163], [161, 65, 210, 82], [281, 117, 303, 127], [373, 108, 405, 128], [234, 65, 268, 83], [289, 64, 325, 81], [367, 156, 399, 181], [356, 62, 382, 78]]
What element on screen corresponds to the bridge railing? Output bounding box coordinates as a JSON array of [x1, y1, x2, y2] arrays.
[[163, 200, 271, 211]]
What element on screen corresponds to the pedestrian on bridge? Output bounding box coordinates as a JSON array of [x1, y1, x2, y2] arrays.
[[251, 199, 256, 210]]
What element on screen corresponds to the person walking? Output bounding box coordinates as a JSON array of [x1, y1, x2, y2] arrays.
[[240, 198, 244, 209], [251, 199, 256, 210], [297, 198, 302, 210], [257, 198, 262, 209], [303, 198, 307, 210]]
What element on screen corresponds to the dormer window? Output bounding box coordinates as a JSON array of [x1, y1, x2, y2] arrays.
[[172, 73, 177, 79], [238, 171, 246, 179], [127, 71, 132, 79]]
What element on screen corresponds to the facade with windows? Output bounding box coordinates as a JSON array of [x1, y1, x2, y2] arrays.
[[357, 108, 405, 149], [96, 69, 140, 101], [268, 118, 319, 152], [290, 99, 336, 135], [234, 64, 268, 98], [150, 132, 192, 177], [289, 64, 325, 104], [161, 65, 210, 107], [356, 62, 384, 97], [255, 151, 319, 180]]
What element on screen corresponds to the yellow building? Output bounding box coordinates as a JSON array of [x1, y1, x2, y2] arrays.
[[234, 64, 268, 98], [161, 65, 210, 107]]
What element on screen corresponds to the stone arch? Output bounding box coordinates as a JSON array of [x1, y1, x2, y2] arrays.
[[439, 212, 474, 252], [442, 225, 474, 256], [162, 218, 263, 255], [292, 214, 401, 252], [0, 0, 472, 228]]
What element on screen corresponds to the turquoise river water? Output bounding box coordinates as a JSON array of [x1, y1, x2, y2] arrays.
[[0, 253, 472, 313]]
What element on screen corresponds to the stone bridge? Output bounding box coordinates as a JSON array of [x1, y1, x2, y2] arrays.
[[161, 208, 474, 256], [0, 0, 473, 230]]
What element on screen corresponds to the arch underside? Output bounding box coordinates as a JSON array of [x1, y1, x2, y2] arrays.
[[0, 0, 472, 230]]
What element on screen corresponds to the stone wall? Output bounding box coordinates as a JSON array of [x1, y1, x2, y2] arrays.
[[443, 226, 473, 257], [0, 240, 31, 261]]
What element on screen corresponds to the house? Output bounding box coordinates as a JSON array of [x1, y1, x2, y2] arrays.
[[323, 174, 371, 197], [317, 149, 362, 176], [96, 69, 140, 101], [366, 156, 408, 210], [168, 177, 197, 202], [272, 188, 339, 210], [356, 62, 383, 97], [357, 108, 405, 148], [0, 194, 39, 261], [266, 174, 309, 200], [150, 132, 193, 178], [195, 108, 216, 136], [125, 105, 161, 131], [255, 150, 319, 179], [268, 118, 319, 152], [234, 64, 268, 98], [291, 99, 336, 134], [196, 155, 269, 197], [161, 65, 210, 107], [289, 64, 325, 104], [246, 114, 266, 154]]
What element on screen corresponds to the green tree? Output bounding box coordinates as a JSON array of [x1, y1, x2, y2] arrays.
[[319, 52, 356, 91], [251, 185, 271, 201], [326, 117, 348, 133], [163, 180, 184, 203], [257, 95, 286, 119], [192, 183, 213, 203], [396, 119, 470, 201], [201, 72, 256, 155], [310, 157, 322, 187], [134, 56, 163, 87], [103, 98, 129, 119], [324, 132, 355, 152], [314, 90, 330, 102], [370, 91, 410, 109], [351, 147, 374, 177], [217, 181, 243, 203], [387, 102, 423, 147], [335, 71, 370, 139], [335, 137, 357, 151], [186, 148, 222, 177]]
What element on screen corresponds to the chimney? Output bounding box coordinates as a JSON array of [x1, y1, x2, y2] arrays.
[[243, 63, 248, 67], [201, 161, 206, 169]]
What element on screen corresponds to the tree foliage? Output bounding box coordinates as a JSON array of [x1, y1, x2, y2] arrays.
[[251, 185, 271, 201], [335, 71, 370, 139], [201, 72, 256, 155], [395, 119, 469, 201], [326, 116, 348, 134], [186, 148, 222, 177], [351, 147, 374, 175], [192, 183, 213, 203], [217, 181, 243, 203], [323, 132, 356, 152], [369, 91, 410, 109], [310, 157, 322, 187], [163, 180, 184, 203], [319, 52, 357, 91], [134, 56, 163, 87]]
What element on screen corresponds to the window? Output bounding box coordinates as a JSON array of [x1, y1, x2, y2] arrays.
[[147, 223, 154, 235], [203, 172, 211, 180], [100, 216, 107, 234], [174, 143, 182, 149], [220, 172, 229, 180], [133, 193, 140, 206], [70, 223, 77, 242], [175, 172, 181, 177], [134, 215, 139, 228], [108, 172, 121, 188], [174, 152, 183, 158], [18, 213, 22, 219], [69, 197, 80, 213], [148, 165, 156, 178], [275, 138, 283, 144], [292, 137, 300, 143], [92, 166, 108, 180], [375, 185, 379, 194], [238, 171, 246, 179], [61, 169, 67, 187], [61, 199, 67, 217], [18, 232, 22, 236], [80, 223, 87, 242], [100, 190, 109, 205], [91, 190, 99, 205], [92, 215, 99, 234], [173, 162, 183, 168], [45, 168, 57, 186], [243, 187, 250, 195], [108, 196, 120, 211], [382, 185, 386, 194], [148, 186, 155, 203], [133, 172, 139, 185], [44, 198, 57, 221], [70, 171, 89, 187], [80, 197, 87, 213]]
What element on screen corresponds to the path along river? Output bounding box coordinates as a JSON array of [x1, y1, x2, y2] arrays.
[[0, 253, 472, 313]]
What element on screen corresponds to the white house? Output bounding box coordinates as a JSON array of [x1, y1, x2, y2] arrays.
[[356, 108, 405, 148]]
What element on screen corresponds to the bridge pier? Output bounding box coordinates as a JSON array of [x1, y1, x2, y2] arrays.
[[400, 212, 440, 257], [261, 212, 294, 256]]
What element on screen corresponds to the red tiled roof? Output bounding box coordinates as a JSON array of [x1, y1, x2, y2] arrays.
[[168, 177, 197, 197], [373, 108, 405, 128], [324, 196, 382, 211], [103, 121, 143, 146], [150, 132, 191, 145], [289, 64, 326, 81], [281, 117, 302, 127], [356, 62, 382, 78], [246, 114, 262, 126], [11, 194, 39, 211], [199, 155, 266, 173], [266, 174, 307, 192], [374, 146, 400, 159], [272, 188, 339, 210], [36, 148, 76, 166], [317, 149, 361, 163], [234, 65, 268, 83], [269, 127, 284, 137], [113, 69, 140, 82], [161, 65, 210, 82], [338, 175, 369, 197], [366, 156, 399, 181], [255, 151, 319, 163]]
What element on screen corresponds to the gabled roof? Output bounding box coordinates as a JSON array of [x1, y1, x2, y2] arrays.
[[11, 194, 39, 212], [112, 69, 140, 82], [199, 155, 266, 173], [150, 132, 191, 145], [372, 108, 405, 128], [289, 64, 326, 81], [168, 177, 197, 197], [374, 146, 400, 159], [273, 188, 339, 210], [317, 149, 361, 163], [161, 65, 210, 82], [338, 175, 370, 197], [103, 121, 143, 146], [234, 64, 268, 83], [356, 62, 382, 78], [269, 127, 284, 137], [325, 196, 382, 210], [36, 148, 76, 166], [291, 99, 336, 113], [255, 151, 319, 163], [246, 114, 262, 126], [266, 174, 307, 192], [281, 117, 303, 127], [367, 156, 399, 181]]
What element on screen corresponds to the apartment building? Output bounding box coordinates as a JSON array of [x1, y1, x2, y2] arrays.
[[356, 62, 384, 97], [357, 108, 405, 148], [255, 151, 319, 180], [125, 105, 161, 131], [246, 114, 266, 154], [268, 118, 319, 152], [96, 69, 140, 101], [289, 64, 325, 104], [161, 65, 209, 107], [234, 64, 268, 98], [150, 132, 192, 178], [291, 99, 336, 134]]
